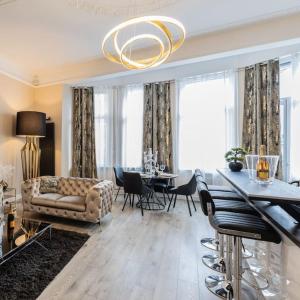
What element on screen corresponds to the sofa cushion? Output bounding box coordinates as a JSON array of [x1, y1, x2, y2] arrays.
[[40, 176, 59, 194], [32, 193, 86, 212], [55, 195, 86, 212], [57, 177, 100, 196], [32, 193, 64, 207]]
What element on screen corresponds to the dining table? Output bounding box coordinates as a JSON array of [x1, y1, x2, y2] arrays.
[[137, 172, 178, 211]]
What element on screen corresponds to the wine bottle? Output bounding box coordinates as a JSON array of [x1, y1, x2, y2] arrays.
[[256, 145, 270, 181]]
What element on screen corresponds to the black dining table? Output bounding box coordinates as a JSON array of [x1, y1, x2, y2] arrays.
[[217, 168, 300, 247], [132, 172, 178, 211]]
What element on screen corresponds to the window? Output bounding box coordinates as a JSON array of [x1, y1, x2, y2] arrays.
[[280, 62, 292, 181], [178, 72, 234, 171], [121, 86, 144, 167], [94, 85, 144, 179], [95, 90, 113, 169]]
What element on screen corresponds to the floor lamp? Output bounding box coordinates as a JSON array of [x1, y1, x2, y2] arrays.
[[16, 111, 46, 180]]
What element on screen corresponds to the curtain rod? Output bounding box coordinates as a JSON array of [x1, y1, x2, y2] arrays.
[[71, 86, 93, 89], [144, 79, 175, 85], [238, 58, 280, 71]]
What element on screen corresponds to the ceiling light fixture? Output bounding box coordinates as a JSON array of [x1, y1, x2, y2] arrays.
[[102, 16, 185, 70]]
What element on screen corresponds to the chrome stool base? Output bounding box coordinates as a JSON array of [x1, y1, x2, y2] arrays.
[[205, 275, 232, 299], [242, 248, 253, 259], [201, 238, 220, 251], [205, 275, 257, 300], [200, 237, 253, 259], [202, 254, 226, 273], [242, 267, 269, 290]]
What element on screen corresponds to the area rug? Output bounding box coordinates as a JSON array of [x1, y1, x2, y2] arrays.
[[0, 228, 89, 300]]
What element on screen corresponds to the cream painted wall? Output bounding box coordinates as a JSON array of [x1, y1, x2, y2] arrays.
[[34, 84, 64, 176], [0, 73, 35, 192]]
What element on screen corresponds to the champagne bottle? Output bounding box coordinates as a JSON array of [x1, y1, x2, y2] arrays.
[[256, 145, 270, 181], [7, 205, 15, 247]]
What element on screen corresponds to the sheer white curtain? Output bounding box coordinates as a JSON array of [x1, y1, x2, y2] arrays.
[[121, 85, 144, 168], [290, 53, 300, 180], [94, 84, 143, 181], [175, 70, 235, 184]]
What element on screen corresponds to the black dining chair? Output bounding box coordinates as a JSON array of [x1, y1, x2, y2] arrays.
[[289, 180, 300, 187], [122, 172, 152, 216], [150, 166, 174, 204], [167, 174, 197, 216], [113, 166, 124, 202]]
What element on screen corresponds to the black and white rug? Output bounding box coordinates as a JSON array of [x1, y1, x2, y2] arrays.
[[0, 228, 89, 300]]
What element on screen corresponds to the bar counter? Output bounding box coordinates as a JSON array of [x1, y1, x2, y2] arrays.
[[217, 168, 300, 299]]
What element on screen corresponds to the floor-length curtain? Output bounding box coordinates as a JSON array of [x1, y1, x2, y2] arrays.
[[71, 87, 97, 178], [143, 81, 173, 171], [242, 59, 281, 174]]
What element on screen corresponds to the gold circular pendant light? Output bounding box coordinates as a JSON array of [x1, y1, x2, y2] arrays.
[[102, 16, 185, 70]]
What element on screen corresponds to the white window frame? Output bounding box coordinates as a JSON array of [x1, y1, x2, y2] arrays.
[[280, 96, 291, 181]]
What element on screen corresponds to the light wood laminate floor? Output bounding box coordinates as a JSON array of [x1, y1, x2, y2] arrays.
[[30, 195, 256, 300]]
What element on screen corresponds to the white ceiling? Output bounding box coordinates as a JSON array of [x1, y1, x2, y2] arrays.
[[1, 0, 300, 84]]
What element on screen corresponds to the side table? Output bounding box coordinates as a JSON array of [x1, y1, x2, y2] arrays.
[[3, 187, 17, 212]]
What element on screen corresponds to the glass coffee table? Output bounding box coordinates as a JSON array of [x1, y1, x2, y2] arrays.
[[0, 210, 52, 265]]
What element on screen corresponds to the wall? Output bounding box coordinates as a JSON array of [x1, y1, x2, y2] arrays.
[[0, 73, 34, 192], [34, 84, 64, 176]]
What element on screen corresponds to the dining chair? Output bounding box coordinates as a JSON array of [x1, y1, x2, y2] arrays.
[[289, 180, 300, 187], [122, 172, 152, 216], [150, 166, 174, 204], [167, 174, 197, 216], [113, 166, 124, 202]]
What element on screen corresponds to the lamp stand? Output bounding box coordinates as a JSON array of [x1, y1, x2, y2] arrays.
[[21, 136, 41, 180]]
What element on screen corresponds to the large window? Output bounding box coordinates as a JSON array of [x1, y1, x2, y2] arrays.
[[121, 86, 144, 167], [178, 72, 234, 171], [94, 85, 144, 179], [280, 55, 300, 180], [280, 62, 292, 181], [95, 90, 113, 170]]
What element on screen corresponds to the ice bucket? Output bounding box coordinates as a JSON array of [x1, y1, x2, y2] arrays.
[[245, 154, 279, 184]]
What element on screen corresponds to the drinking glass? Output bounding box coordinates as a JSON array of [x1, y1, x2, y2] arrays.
[[159, 164, 166, 172], [245, 155, 259, 181]]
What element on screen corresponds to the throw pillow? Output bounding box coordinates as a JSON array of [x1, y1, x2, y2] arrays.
[[40, 176, 59, 194]]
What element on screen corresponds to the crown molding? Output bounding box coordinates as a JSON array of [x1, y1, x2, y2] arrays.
[[0, 68, 34, 87]]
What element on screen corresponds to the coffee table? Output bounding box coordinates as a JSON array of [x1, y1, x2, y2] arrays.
[[0, 211, 52, 265]]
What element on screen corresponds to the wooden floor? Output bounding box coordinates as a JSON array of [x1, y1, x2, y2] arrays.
[[33, 195, 260, 300]]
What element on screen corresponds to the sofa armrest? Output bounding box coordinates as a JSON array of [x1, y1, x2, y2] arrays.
[[86, 180, 113, 219], [21, 178, 41, 210]]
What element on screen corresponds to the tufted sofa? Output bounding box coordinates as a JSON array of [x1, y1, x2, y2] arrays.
[[21, 176, 113, 223]]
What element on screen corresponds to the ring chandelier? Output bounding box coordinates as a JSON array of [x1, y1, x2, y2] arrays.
[[102, 16, 185, 70]]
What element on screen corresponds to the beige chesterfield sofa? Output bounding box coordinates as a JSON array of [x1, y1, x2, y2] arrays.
[[21, 176, 113, 224]]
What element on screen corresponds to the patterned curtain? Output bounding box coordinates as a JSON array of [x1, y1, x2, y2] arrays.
[[71, 87, 97, 178], [143, 81, 173, 171], [242, 59, 282, 175]]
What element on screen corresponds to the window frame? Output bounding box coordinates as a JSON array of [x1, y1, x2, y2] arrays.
[[280, 96, 291, 181]]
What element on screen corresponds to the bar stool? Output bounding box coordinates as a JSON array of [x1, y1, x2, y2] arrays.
[[197, 180, 281, 300], [195, 170, 234, 192], [195, 170, 246, 253], [196, 173, 259, 274]]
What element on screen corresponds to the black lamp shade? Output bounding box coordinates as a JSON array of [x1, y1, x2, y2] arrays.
[[16, 111, 46, 137]]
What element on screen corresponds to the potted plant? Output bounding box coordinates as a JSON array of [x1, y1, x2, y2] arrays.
[[225, 147, 247, 172]]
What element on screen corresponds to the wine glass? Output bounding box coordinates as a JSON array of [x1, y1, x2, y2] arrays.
[[159, 164, 166, 173]]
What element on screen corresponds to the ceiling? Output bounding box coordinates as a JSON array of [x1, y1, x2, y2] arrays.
[[1, 0, 300, 84]]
